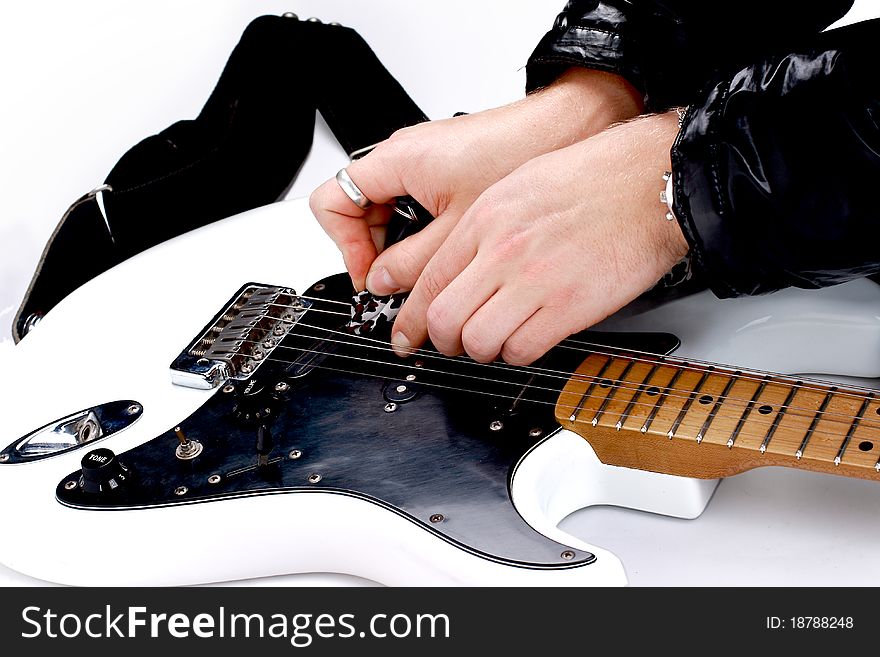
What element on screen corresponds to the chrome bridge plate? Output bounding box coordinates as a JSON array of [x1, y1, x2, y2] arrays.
[[170, 283, 310, 389]]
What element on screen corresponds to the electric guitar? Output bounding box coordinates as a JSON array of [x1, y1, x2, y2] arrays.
[[2, 198, 880, 586]]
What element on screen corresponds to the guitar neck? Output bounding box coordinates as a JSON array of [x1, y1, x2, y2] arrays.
[[556, 352, 880, 481]]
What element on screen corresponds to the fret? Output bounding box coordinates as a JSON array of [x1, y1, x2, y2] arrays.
[[641, 366, 685, 433], [568, 355, 612, 421], [795, 388, 836, 460], [591, 360, 635, 427], [668, 368, 713, 439], [615, 362, 660, 430], [831, 394, 880, 469], [728, 376, 769, 448], [695, 373, 739, 444], [760, 382, 800, 453], [835, 393, 873, 465]]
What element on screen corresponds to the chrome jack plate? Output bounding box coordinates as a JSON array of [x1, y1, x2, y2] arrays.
[[1, 400, 143, 464]]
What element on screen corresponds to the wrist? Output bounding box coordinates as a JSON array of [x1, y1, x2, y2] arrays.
[[608, 110, 689, 262], [552, 67, 644, 127], [509, 67, 643, 152]]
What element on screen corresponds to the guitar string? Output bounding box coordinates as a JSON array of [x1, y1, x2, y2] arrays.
[[247, 318, 880, 430], [239, 322, 880, 446], [258, 346, 880, 464], [263, 300, 880, 407], [253, 327, 868, 431], [267, 327, 880, 439]]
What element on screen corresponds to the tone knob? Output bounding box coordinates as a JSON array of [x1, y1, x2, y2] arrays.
[[231, 378, 277, 425], [80, 448, 131, 494]]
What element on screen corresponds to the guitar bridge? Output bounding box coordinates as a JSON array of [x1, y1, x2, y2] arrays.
[[170, 283, 310, 389]]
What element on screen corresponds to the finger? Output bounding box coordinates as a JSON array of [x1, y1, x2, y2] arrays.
[[309, 177, 392, 289], [389, 230, 479, 357], [459, 288, 542, 363], [499, 307, 574, 366], [365, 210, 462, 296], [425, 260, 499, 356]]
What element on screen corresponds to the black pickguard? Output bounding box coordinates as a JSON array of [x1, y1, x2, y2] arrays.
[[56, 273, 679, 570]]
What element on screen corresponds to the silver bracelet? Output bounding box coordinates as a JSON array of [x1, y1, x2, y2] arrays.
[[674, 105, 687, 128], [660, 171, 676, 222], [659, 107, 687, 222]]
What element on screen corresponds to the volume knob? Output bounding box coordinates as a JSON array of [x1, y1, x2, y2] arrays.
[[80, 448, 131, 494]]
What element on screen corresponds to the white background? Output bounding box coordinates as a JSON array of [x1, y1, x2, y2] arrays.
[[0, 1, 878, 586]]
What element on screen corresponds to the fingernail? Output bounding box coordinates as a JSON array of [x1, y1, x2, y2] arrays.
[[367, 267, 399, 295], [391, 331, 411, 357]]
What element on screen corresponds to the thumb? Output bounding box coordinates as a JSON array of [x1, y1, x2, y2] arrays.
[[365, 212, 460, 295]]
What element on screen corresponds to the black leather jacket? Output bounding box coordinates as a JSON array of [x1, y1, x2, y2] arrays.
[[528, 1, 880, 298]]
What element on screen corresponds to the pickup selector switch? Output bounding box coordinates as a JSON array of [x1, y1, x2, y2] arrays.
[[80, 448, 131, 495]]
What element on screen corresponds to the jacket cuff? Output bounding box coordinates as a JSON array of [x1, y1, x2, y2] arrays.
[[670, 89, 749, 299], [525, 1, 645, 100]]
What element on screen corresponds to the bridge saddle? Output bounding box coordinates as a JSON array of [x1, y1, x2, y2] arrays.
[[169, 283, 310, 389]]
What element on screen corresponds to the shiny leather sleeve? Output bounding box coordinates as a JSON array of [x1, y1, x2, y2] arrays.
[[671, 19, 880, 297], [526, 1, 854, 110]]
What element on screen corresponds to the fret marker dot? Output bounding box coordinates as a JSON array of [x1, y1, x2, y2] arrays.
[[646, 386, 660, 396], [698, 395, 713, 405], [758, 405, 773, 415], [859, 440, 874, 452], [599, 379, 612, 388]]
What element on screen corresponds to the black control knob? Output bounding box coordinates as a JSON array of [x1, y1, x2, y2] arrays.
[[232, 378, 277, 425], [80, 448, 131, 494]]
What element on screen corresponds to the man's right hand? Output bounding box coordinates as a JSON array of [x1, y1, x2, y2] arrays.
[[309, 67, 643, 292]]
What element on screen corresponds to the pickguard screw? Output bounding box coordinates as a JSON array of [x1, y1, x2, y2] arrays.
[[396, 385, 407, 393], [126, 404, 141, 415], [529, 428, 543, 438], [384, 402, 398, 413], [275, 381, 290, 393], [208, 474, 221, 485], [308, 473, 322, 484], [282, 12, 298, 18], [406, 374, 416, 381], [489, 420, 504, 432], [174, 486, 188, 496], [561, 550, 575, 560], [430, 513, 444, 523], [289, 449, 302, 460], [313, 283, 326, 292], [64, 480, 76, 490], [223, 384, 235, 394], [307, 16, 322, 22], [414, 360, 424, 368], [0, 454, 9, 463]]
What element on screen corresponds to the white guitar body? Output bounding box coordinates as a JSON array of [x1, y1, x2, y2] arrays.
[[2, 198, 880, 587]]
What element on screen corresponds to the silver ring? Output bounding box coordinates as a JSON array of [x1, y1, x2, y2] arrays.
[[335, 168, 373, 210]]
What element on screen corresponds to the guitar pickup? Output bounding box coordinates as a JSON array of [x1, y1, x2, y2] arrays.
[[169, 283, 310, 389]]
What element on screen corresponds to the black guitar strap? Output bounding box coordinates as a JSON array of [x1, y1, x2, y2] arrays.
[[13, 14, 429, 342]]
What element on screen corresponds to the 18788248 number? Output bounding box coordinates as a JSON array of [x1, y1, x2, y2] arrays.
[[766, 617, 854, 630]]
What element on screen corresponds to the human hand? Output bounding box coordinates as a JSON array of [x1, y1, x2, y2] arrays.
[[388, 110, 688, 364], [309, 68, 643, 291]]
